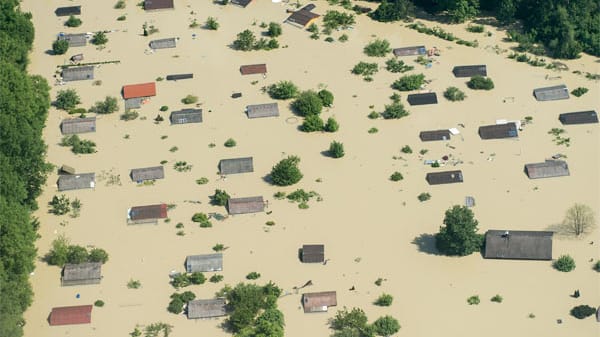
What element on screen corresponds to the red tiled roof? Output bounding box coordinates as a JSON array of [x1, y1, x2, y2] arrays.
[[49, 305, 92, 326], [123, 82, 156, 99]]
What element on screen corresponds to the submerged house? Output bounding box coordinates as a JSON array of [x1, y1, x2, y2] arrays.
[[478, 122, 518, 140], [227, 196, 265, 215], [122, 82, 156, 100], [166, 73, 193, 81], [127, 204, 167, 224], [57, 173, 95, 191], [452, 65, 487, 77], [524, 160, 569, 179], [240, 64, 267, 75], [219, 157, 254, 175], [55, 6, 81, 16], [186, 253, 223, 273], [286, 9, 320, 28], [484, 230, 553, 260], [302, 291, 337, 313], [559, 111, 598, 125], [187, 298, 227, 319], [246, 103, 279, 118], [58, 33, 87, 47], [231, 0, 253, 7], [408, 92, 438, 106], [130, 166, 165, 182], [60, 117, 96, 135], [426, 170, 463, 185], [419, 129, 451, 142], [49, 305, 93, 326], [170, 109, 203, 124], [393, 46, 426, 57], [301, 244, 325, 263], [144, 0, 174, 11], [533, 85, 569, 101], [61, 262, 102, 286], [149, 38, 177, 49], [61, 66, 94, 82]]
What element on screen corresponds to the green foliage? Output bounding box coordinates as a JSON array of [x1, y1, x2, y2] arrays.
[[467, 76, 494, 90], [374, 278, 384, 286], [324, 117, 340, 132], [491, 294, 503, 303], [325, 36, 335, 42], [173, 161, 192, 172], [181, 94, 198, 104], [390, 172, 403, 181], [446, 0, 479, 23], [270, 156, 303, 186], [293, 90, 323, 116], [210, 274, 224, 283], [267, 22, 282, 37], [144, 322, 173, 337], [339, 34, 349, 42], [191, 213, 212, 227], [94, 300, 105, 307], [224, 138, 237, 147], [374, 293, 393, 306], [65, 15, 82, 27], [323, 10, 356, 30], [329, 141, 345, 158], [401, 145, 412, 154], [553, 255, 576, 272], [301, 114, 324, 132], [364, 39, 392, 57], [120, 110, 139, 121], [435, 206, 484, 256], [167, 297, 184, 314], [385, 58, 414, 73], [372, 315, 400, 336], [392, 74, 425, 91], [318, 89, 334, 107], [467, 295, 480, 305], [211, 189, 230, 206], [45, 236, 109, 266], [466, 24, 484, 33], [571, 305, 596, 319], [444, 87, 466, 101], [368, 111, 380, 119], [368, 127, 379, 134], [90, 96, 119, 114], [171, 274, 190, 289], [594, 260, 600, 272], [273, 191, 286, 200], [224, 282, 284, 334], [234, 29, 256, 51], [370, 0, 415, 22], [206, 17, 219, 30], [49, 194, 70, 215], [189, 272, 206, 285], [246, 272, 261, 280], [127, 279, 141, 289], [381, 102, 409, 119], [196, 177, 209, 185], [352, 62, 379, 78], [117, 15, 126, 21], [307, 23, 319, 33], [114, 0, 126, 9], [331, 307, 369, 332], [60, 135, 97, 154], [88, 248, 109, 263], [53, 39, 69, 55], [268, 81, 299, 99], [286, 189, 319, 203], [571, 87, 588, 97], [91, 31, 108, 45]]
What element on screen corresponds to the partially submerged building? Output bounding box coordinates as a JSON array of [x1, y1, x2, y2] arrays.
[[122, 82, 156, 99], [246, 103, 279, 118], [144, 0, 174, 11], [419, 129, 451, 142], [186, 253, 223, 273], [286, 9, 320, 28], [149, 38, 177, 49], [49, 305, 92, 326], [58, 33, 87, 47], [533, 85, 569, 101], [219, 157, 254, 175], [426, 170, 463, 185], [484, 230, 553, 260], [170, 109, 203, 124], [55, 6, 81, 16], [166, 73, 193, 81], [240, 64, 267, 75], [128, 204, 167, 224], [187, 298, 227, 319], [230, 0, 253, 7], [61, 262, 102, 286], [452, 65, 487, 77], [559, 110, 598, 125], [478, 122, 518, 140], [393, 46, 426, 57], [61, 66, 94, 82], [407, 92, 438, 106], [227, 196, 265, 215], [524, 160, 569, 179], [301, 244, 325, 263], [60, 117, 96, 135], [130, 166, 165, 182], [302, 291, 337, 313], [57, 173, 95, 191]]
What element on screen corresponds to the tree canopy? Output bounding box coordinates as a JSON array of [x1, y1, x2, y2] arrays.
[[435, 205, 483, 256], [223, 282, 284, 336], [270, 156, 303, 186]]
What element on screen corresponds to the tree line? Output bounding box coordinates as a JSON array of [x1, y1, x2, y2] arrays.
[[0, 1, 51, 336]]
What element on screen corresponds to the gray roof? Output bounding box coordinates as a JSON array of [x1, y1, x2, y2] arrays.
[[407, 92, 438, 106], [559, 111, 598, 125], [187, 298, 227, 319], [55, 6, 81, 16], [170, 109, 202, 124], [533, 85, 569, 101], [130, 166, 165, 182], [420, 129, 451, 141], [393, 46, 426, 57], [426, 170, 463, 185], [219, 157, 254, 175], [302, 291, 337, 313], [58, 33, 87, 47], [452, 65, 487, 77], [246, 103, 279, 118], [302, 244, 324, 263], [478, 123, 518, 139], [61, 117, 96, 135], [186, 253, 223, 273], [62, 262, 102, 286], [124, 98, 142, 110], [227, 196, 265, 215], [58, 173, 95, 191], [62, 66, 94, 82], [166, 73, 193, 81], [144, 0, 174, 10], [231, 0, 253, 7], [484, 230, 553, 260], [525, 160, 569, 179], [149, 38, 177, 49]]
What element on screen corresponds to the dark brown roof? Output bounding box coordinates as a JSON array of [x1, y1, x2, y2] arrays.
[[227, 196, 264, 215], [187, 298, 227, 319], [302, 291, 337, 313], [286, 10, 320, 27], [302, 244, 324, 263], [231, 0, 253, 7], [130, 166, 165, 182], [240, 64, 267, 75], [478, 123, 518, 139], [525, 160, 569, 179], [166, 73, 193, 81], [49, 305, 92, 326], [426, 170, 463, 185], [452, 65, 487, 77], [61, 262, 102, 286], [393, 46, 426, 57], [559, 111, 598, 125], [484, 230, 553, 260], [144, 0, 174, 10], [419, 129, 451, 141], [128, 204, 167, 221]]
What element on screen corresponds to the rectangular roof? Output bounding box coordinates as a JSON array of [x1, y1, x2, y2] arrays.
[[55, 6, 81, 16], [246, 103, 279, 118], [60, 117, 96, 135], [166, 73, 193, 81], [49, 305, 92, 326], [129, 204, 167, 221], [231, 0, 253, 7], [170, 109, 203, 124], [124, 98, 142, 110], [452, 65, 487, 77], [227, 196, 265, 215], [123, 82, 156, 99], [144, 0, 174, 10], [62, 262, 102, 286], [426, 170, 463, 185], [57, 173, 95, 191], [478, 122, 518, 139], [533, 84, 569, 101], [484, 230, 553, 260], [407, 92, 438, 106], [302, 291, 337, 313], [525, 160, 569, 179], [286, 10, 320, 27], [240, 64, 267, 75], [130, 166, 165, 182], [186, 253, 223, 273], [393, 46, 426, 57], [149, 38, 177, 49], [187, 298, 227, 319], [219, 157, 254, 175], [302, 244, 324, 263], [62, 66, 94, 82], [58, 33, 87, 47], [419, 129, 451, 141], [559, 110, 598, 125]]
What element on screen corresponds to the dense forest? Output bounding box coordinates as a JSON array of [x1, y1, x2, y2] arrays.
[[0, 1, 51, 336], [370, 0, 600, 59]]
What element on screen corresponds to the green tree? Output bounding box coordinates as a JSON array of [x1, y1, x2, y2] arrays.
[[49, 194, 71, 215], [205, 17, 219, 30], [435, 205, 483, 256], [90, 96, 119, 114], [324, 117, 339, 132], [392, 74, 425, 91], [329, 141, 345, 158], [374, 293, 393, 306], [211, 189, 230, 206], [571, 305, 596, 319], [293, 90, 323, 116], [270, 156, 303, 186], [65, 15, 82, 27], [364, 39, 392, 57], [301, 114, 324, 132], [331, 307, 369, 331], [381, 102, 409, 119], [52, 39, 69, 55], [444, 86, 466, 101], [370, 0, 415, 22], [323, 10, 356, 29], [318, 89, 334, 107], [233, 29, 256, 51], [268, 81, 299, 99], [167, 297, 184, 314], [88, 248, 109, 264], [225, 282, 283, 333], [67, 245, 89, 264], [267, 22, 282, 37], [55, 89, 80, 110], [554, 255, 576, 272], [467, 76, 494, 90], [372, 315, 401, 336], [45, 235, 70, 266], [189, 272, 206, 284], [447, 0, 480, 23], [91, 31, 108, 45]]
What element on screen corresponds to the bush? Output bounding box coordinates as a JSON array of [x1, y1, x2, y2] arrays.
[[324, 117, 339, 132], [211, 189, 230, 206], [171, 274, 191, 288], [554, 255, 576, 272], [301, 114, 324, 132], [444, 87, 466, 101], [160, 105, 169, 111], [117, 15, 126, 21], [267, 22, 282, 37], [466, 24, 484, 33], [65, 15, 82, 27], [167, 297, 184, 314], [352, 62, 378, 76], [571, 87, 588, 97], [382, 102, 408, 119], [94, 300, 105, 307], [323, 10, 355, 30], [374, 293, 393, 306], [390, 172, 403, 181], [417, 193, 431, 201], [192, 213, 212, 227], [329, 141, 345, 158], [392, 74, 425, 91], [385, 58, 414, 73], [120, 110, 139, 121], [114, 0, 126, 8], [233, 29, 256, 51], [467, 76, 494, 90], [52, 39, 69, 55], [224, 138, 236, 147], [594, 260, 600, 272], [339, 34, 348, 42], [318, 89, 334, 107], [293, 90, 323, 116], [189, 272, 206, 285], [206, 17, 219, 30], [270, 156, 303, 186], [372, 315, 401, 336], [307, 23, 318, 33], [49, 195, 71, 215], [467, 295, 480, 305], [571, 305, 596, 319], [60, 135, 96, 154], [127, 279, 141, 289], [268, 81, 299, 99], [436, 206, 484, 256], [181, 94, 198, 104], [88, 248, 109, 263], [91, 31, 108, 45], [325, 36, 334, 42], [246, 272, 261, 280], [368, 127, 378, 134], [401, 145, 412, 154], [364, 39, 391, 57], [368, 111, 380, 119], [90, 96, 119, 114], [491, 294, 503, 303], [210, 274, 224, 283], [196, 177, 209, 185]]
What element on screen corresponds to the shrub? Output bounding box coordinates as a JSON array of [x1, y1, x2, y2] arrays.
[[323, 10, 355, 30], [324, 117, 339, 132], [210, 275, 224, 283], [171, 274, 191, 288], [60, 135, 96, 154], [466, 24, 484, 33], [91, 31, 108, 45], [173, 161, 192, 172], [374, 278, 384, 286], [374, 293, 393, 306], [246, 272, 261, 280], [117, 15, 126, 21], [418, 192, 431, 202], [213, 243, 225, 252], [192, 213, 212, 227], [491, 294, 503, 303], [94, 300, 105, 307], [233, 29, 256, 51], [293, 91, 323, 116], [329, 141, 345, 158], [120, 110, 139, 121], [127, 279, 141, 289], [224, 138, 236, 147], [444, 87, 466, 101], [114, 0, 126, 8], [467, 295, 480, 305], [160, 105, 169, 111], [382, 102, 409, 119], [268, 81, 299, 99], [338, 34, 348, 42], [352, 62, 378, 77], [267, 38, 279, 50], [390, 172, 403, 181], [211, 189, 230, 206], [307, 23, 318, 33], [571, 87, 588, 97], [88, 248, 109, 263], [90, 96, 119, 114], [385, 58, 414, 73], [49, 195, 71, 215], [368, 127, 378, 134], [167, 297, 184, 314], [270, 156, 303, 186], [325, 36, 334, 42], [594, 260, 600, 272], [372, 315, 401, 336], [364, 39, 391, 57], [368, 111, 380, 119], [181, 94, 198, 104], [392, 74, 425, 91], [196, 177, 209, 185], [571, 305, 596, 319], [318, 89, 334, 107], [401, 145, 412, 154], [65, 15, 82, 27], [189, 272, 206, 285], [467, 76, 494, 90], [554, 255, 576, 272], [206, 17, 219, 30], [52, 39, 69, 55], [267, 22, 282, 37], [301, 114, 324, 132]]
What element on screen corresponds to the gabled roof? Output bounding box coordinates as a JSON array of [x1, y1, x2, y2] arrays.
[[186, 253, 223, 273], [128, 204, 167, 221], [407, 92, 438, 106], [246, 103, 279, 118], [559, 111, 598, 125], [393, 46, 426, 57], [419, 129, 451, 141], [484, 230, 553, 260], [240, 64, 267, 75], [149, 38, 177, 49], [49, 305, 92, 326], [57, 173, 95, 191], [60, 117, 96, 135], [301, 244, 324, 263], [187, 298, 227, 319], [130, 166, 165, 182], [524, 160, 569, 179], [478, 123, 518, 139], [125, 98, 142, 110], [426, 170, 463, 185], [123, 82, 156, 99], [144, 0, 174, 10], [227, 196, 265, 215], [302, 291, 337, 313], [286, 10, 320, 27], [219, 157, 254, 175], [170, 109, 203, 124], [61, 66, 94, 82], [452, 65, 487, 77], [62, 262, 102, 286], [58, 33, 87, 47], [533, 84, 569, 101], [55, 6, 81, 16]]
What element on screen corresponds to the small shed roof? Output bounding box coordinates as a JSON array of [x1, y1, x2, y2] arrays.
[[144, 0, 174, 10], [149, 38, 177, 49], [393, 46, 426, 57], [286, 9, 320, 27], [58, 33, 87, 47], [186, 253, 223, 273], [452, 65, 487, 77], [219, 157, 254, 175], [240, 64, 267, 75], [187, 298, 227, 319], [408, 92, 438, 106], [57, 173, 95, 191], [55, 6, 81, 16], [419, 129, 451, 141], [559, 111, 598, 125], [70, 53, 84, 62], [60, 117, 96, 135], [123, 82, 156, 99], [49, 305, 92, 326], [124, 98, 142, 110], [525, 160, 569, 179], [246, 103, 279, 118], [62, 262, 102, 285], [426, 170, 463, 185], [478, 122, 518, 139], [227, 196, 265, 215], [302, 291, 337, 313], [60, 165, 76, 175], [533, 84, 569, 101], [129, 204, 167, 221], [131, 166, 165, 182], [231, 0, 253, 7], [302, 244, 324, 263], [166, 73, 193, 81], [170, 109, 203, 124], [61, 66, 94, 82], [484, 230, 553, 260]]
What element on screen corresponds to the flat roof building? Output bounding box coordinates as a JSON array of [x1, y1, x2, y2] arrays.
[[393, 46, 426, 57], [407, 92, 438, 106], [61, 66, 94, 82], [419, 129, 451, 141], [60, 117, 96, 135], [478, 123, 518, 139], [130, 166, 165, 182], [144, 0, 174, 11], [301, 244, 324, 263], [559, 110, 598, 125], [170, 109, 203, 124], [533, 85, 569, 101], [484, 230, 553, 260], [240, 64, 267, 75], [452, 65, 487, 77]]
